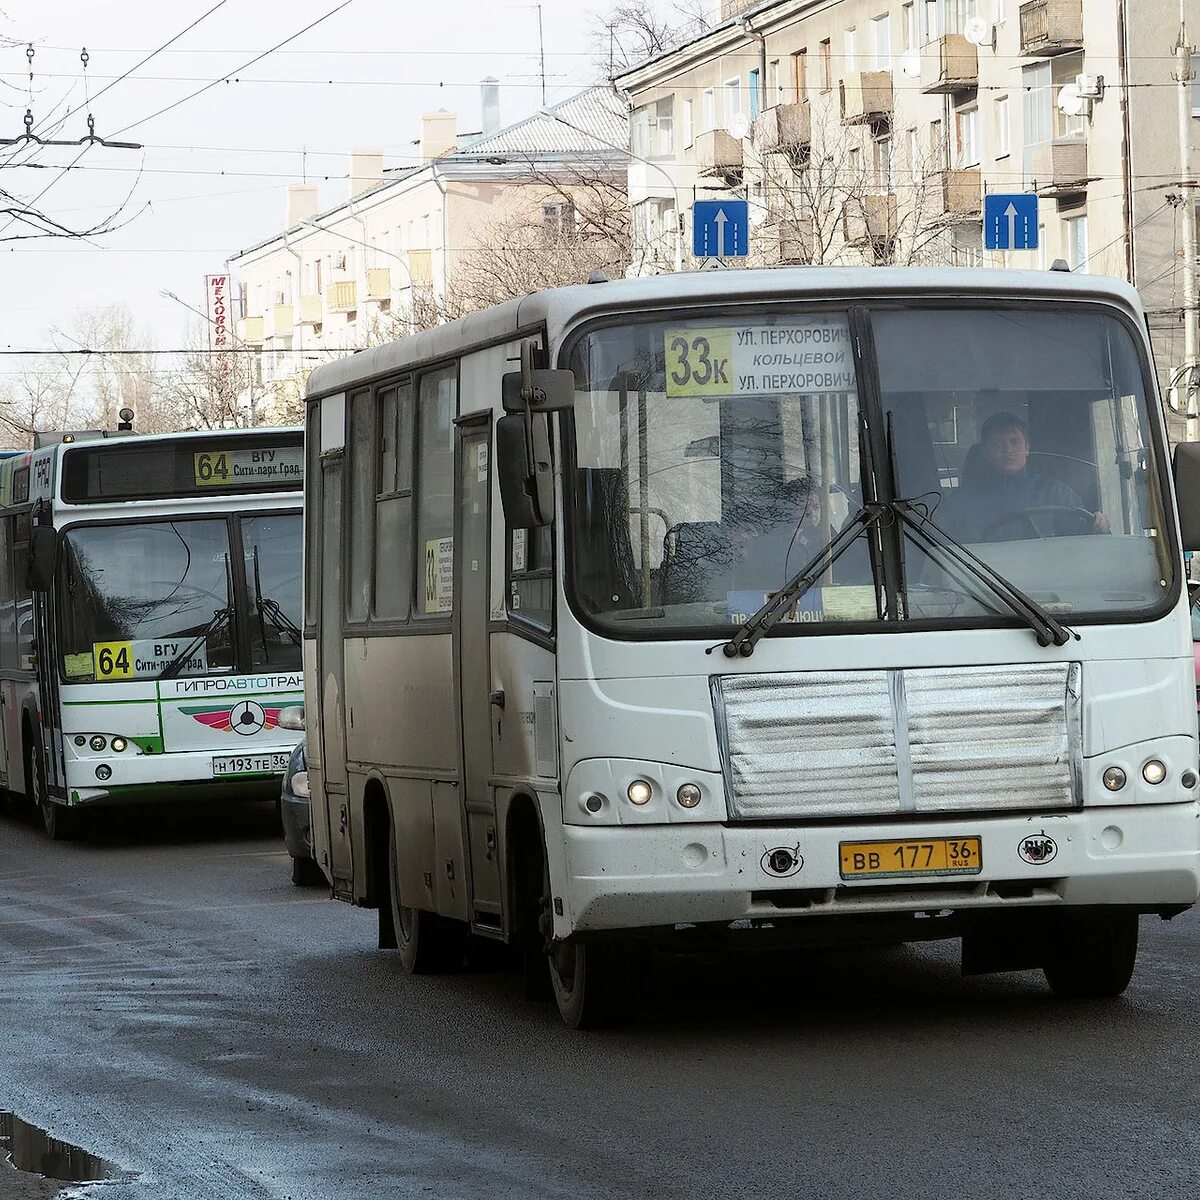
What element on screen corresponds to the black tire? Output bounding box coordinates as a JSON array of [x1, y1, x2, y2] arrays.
[[387, 827, 465, 974], [1043, 911, 1139, 999], [30, 745, 79, 842], [290, 855, 325, 887]]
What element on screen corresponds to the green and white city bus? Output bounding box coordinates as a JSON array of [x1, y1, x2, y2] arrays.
[[0, 427, 304, 839]]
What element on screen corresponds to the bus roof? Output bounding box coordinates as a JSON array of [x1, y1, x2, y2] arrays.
[[304, 266, 1146, 401]]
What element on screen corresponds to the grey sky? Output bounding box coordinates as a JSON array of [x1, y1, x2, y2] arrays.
[[0, 0, 612, 351]]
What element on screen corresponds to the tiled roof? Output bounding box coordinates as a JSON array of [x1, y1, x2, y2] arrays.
[[454, 86, 628, 159]]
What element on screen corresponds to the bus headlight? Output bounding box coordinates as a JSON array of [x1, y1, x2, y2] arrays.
[[1102, 766, 1126, 792], [110, 737, 128, 753], [1142, 759, 1167, 785], [89, 735, 106, 752], [627, 779, 652, 806], [676, 783, 702, 809]]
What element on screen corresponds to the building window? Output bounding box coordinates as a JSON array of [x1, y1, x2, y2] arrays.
[[702, 87, 715, 131], [655, 95, 674, 156], [1192, 54, 1200, 116], [952, 225, 983, 267], [902, 3, 917, 49], [820, 40, 832, 92], [872, 13, 892, 69], [1053, 53, 1085, 139], [749, 68, 761, 119], [542, 202, 576, 242], [1065, 214, 1088, 272], [874, 136, 896, 192], [956, 105, 980, 167], [995, 95, 1010, 157], [724, 77, 742, 126], [907, 127, 923, 177], [930, 117, 944, 158], [1022, 61, 1052, 180], [795, 48, 808, 101], [681, 98, 694, 147], [924, 0, 941, 40], [844, 27, 857, 72], [770, 59, 783, 105]]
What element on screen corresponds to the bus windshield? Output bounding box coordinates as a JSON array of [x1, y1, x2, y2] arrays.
[[567, 305, 1173, 637], [57, 513, 303, 681]]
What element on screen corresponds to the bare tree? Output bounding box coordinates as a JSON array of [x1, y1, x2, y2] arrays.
[[0, 347, 93, 448], [591, 1, 713, 77]]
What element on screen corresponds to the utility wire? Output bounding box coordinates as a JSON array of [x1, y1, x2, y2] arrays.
[[111, 0, 360, 138]]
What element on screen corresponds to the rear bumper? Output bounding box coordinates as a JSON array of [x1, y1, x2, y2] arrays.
[[557, 802, 1200, 935]]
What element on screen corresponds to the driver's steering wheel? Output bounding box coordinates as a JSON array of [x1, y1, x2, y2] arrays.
[[981, 505, 1096, 541]]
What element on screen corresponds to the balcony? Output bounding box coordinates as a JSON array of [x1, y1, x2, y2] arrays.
[[765, 217, 814, 265], [694, 129, 744, 183], [841, 71, 893, 125], [843, 194, 897, 246], [921, 35, 978, 94], [298, 294, 322, 325], [237, 316, 264, 344], [940, 168, 982, 220], [269, 304, 293, 337], [753, 102, 811, 157], [366, 267, 392, 301], [408, 249, 433, 286], [1019, 0, 1083, 57], [1030, 141, 1088, 197], [328, 280, 358, 312]]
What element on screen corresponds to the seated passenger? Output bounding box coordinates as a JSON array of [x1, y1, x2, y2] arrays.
[[949, 412, 1110, 542]]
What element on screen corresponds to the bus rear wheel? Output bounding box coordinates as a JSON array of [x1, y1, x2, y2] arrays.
[[1043, 911, 1139, 999], [387, 832, 465, 975]]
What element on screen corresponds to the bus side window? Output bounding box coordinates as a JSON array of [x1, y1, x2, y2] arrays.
[[12, 513, 32, 668], [415, 367, 457, 619], [375, 381, 414, 622], [304, 400, 322, 630], [0, 517, 14, 671], [508, 525, 553, 630], [345, 388, 375, 625]]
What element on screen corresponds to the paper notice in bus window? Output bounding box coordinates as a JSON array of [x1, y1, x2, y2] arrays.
[[821, 585, 878, 621], [727, 590, 824, 625], [64, 652, 93, 679], [511, 529, 527, 573], [664, 319, 854, 398], [423, 537, 454, 614]]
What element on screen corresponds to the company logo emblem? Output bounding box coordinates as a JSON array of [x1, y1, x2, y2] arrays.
[[183, 700, 280, 736], [1018, 832, 1058, 865]]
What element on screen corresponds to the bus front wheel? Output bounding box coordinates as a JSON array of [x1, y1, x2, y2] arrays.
[[1043, 910, 1139, 999], [387, 833, 465, 975], [30, 747, 78, 842]]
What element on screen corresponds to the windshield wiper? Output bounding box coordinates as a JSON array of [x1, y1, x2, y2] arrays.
[[159, 553, 234, 679], [718, 503, 889, 658], [891, 500, 1077, 648], [251, 546, 302, 653]]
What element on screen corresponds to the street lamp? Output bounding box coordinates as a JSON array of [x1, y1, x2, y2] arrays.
[[537, 106, 685, 273]]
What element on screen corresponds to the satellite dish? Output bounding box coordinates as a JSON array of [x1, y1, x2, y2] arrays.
[[1057, 83, 1086, 117], [964, 16, 993, 47], [900, 49, 921, 79], [729, 111, 751, 140]]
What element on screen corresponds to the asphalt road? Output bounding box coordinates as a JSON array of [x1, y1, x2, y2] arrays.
[[0, 800, 1197, 1200]]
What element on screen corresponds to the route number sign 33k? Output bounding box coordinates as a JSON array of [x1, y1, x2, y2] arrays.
[[665, 329, 733, 397]]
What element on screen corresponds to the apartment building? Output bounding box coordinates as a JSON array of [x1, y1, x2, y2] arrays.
[[615, 0, 1197, 425], [228, 86, 627, 395]]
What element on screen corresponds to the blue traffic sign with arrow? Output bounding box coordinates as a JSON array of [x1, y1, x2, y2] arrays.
[[693, 199, 749, 258], [984, 193, 1039, 252]]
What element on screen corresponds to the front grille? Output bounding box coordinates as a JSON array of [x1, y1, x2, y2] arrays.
[[714, 662, 1080, 821]]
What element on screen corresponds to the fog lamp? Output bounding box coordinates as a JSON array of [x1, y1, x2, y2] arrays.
[[110, 737, 128, 753], [89, 735, 106, 752], [73, 735, 86, 747], [95, 764, 111, 781], [676, 783, 702, 809], [583, 793, 603, 813], [1142, 759, 1167, 785], [627, 779, 652, 806], [1102, 766, 1126, 792], [1183, 770, 1198, 790]]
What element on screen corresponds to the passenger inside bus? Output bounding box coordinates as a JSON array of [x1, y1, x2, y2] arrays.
[[945, 412, 1111, 542]]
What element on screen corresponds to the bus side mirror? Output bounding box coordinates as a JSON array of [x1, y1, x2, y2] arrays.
[[27, 526, 58, 592], [1174, 442, 1200, 551], [497, 413, 553, 528], [501, 369, 574, 414]]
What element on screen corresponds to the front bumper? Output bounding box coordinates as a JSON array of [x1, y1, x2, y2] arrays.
[[280, 788, 312, 860], [557, 803, 1200, 934]]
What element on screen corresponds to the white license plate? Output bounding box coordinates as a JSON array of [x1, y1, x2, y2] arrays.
[[212, 752, 291, 777]]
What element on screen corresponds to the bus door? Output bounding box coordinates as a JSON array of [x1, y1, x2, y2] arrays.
[[453, 414, 502, 929], [26, 513, 65, 799], [318, 452, 353, 892]]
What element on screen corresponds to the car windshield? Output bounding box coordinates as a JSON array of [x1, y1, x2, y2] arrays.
[[566, 305, 1172, 637]]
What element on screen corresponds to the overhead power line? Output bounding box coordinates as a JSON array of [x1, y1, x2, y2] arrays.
[[111, 0, 360, 138]]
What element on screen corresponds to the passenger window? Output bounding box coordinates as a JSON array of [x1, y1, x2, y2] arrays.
[[415, 367, 457, 618], [13, 513, 33, 668], [346, 389, 375, 624], [375, 381, 414, 621], [509, 524, 553, 630], [0, 518, 14, 670], [304, 401, 322, 629]]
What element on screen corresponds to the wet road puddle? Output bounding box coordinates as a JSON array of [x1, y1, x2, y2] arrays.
[[0, 1111, 119, 1187]]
